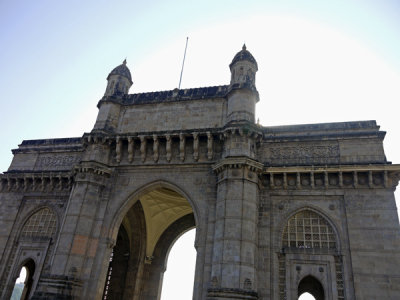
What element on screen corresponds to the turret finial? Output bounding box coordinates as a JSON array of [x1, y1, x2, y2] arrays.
[[123, 59, 127, 65], [242, 44, 246, 51]]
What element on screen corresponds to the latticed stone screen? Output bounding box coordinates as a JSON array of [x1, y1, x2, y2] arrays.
[[282, 210, 336, 249], [21, 208, 57, 238]]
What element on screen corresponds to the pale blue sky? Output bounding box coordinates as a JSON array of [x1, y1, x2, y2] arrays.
[[0, 0, 399, 167], [1, 1, 400, 299]]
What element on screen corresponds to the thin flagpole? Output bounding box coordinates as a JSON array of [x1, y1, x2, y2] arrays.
[[178, 37, 189, 89]]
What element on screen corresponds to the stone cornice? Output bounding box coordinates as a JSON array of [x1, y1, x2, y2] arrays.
[[262, 164, 400, 190], [207, 287, 258, 300], [264, 164, 400, 173], [73, 161, 113, 186], [0, 171, 73, 193], [213, 157, 264, 174], [74, 161, 112, 176]]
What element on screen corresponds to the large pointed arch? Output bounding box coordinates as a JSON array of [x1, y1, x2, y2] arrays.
[[108, 180, 200, 245], [100, 180, 199, 300]]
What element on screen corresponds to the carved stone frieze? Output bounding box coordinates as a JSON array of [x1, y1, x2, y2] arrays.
[[35, 155, 81, 171], [265, 143, 340, 166], [0, 172, 73, 193]]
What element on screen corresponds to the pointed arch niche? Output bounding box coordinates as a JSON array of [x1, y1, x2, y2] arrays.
[[278, 208, 345, 300], [2, 207, 58, 300], [102, 185, 197, 300]]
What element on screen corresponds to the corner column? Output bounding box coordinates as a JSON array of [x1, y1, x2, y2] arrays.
[[208, 157, 262, 300], [32, 161, 113, 300]]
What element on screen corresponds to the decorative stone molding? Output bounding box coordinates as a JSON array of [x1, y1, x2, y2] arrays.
[[74, 161, 112, 186], [207, 287, 258, 300], [153, 135, 159, 162], [213, 157, 264, 175], [193, 132, 199, 161], [115, 136, 122, 163], [165, 135, 172, 162], [207, 131, 213, 160], [31, 274, 83, 300], [262, 164, 400, 190], [222, 126, 263, 140], [83, 130, 221, 164], [179, 133, 186, 162], [140, 135, 147, 162], [128, 137, 134, 163], [0, 172, 73, 193]]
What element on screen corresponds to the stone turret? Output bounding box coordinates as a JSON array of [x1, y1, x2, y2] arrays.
[[104, 59, 133, 96], [227, 45, 259, 123], [229, 44, 258, 86], [93, 60, 132, 132]]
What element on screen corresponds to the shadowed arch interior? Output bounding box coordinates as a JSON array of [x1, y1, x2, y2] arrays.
[[298, 275, 324, 300], [103, 186, 195, 300]]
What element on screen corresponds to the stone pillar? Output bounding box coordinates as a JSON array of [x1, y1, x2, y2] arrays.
[[33, 161, 112, 299], [209, 157, 262, 300]]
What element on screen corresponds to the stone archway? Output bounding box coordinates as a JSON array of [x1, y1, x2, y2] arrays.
[[298, 275, 324, 300], [103, 185, 196, 300]]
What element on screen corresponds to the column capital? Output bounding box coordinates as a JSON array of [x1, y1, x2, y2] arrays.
[[213, 157, 263, 175]]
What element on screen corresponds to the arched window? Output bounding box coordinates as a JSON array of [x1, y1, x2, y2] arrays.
[[11, 260, 35, 300], [21, 208, 57, 238], [282, 210, 336, 250], [298, 276, 324, 300]]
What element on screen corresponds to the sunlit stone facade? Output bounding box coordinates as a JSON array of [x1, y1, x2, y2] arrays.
[[0, 46, 400, 300]]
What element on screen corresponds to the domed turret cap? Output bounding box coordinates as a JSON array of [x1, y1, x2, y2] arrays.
[[107, 59, 132, 83], [230, 44, 258, 70]]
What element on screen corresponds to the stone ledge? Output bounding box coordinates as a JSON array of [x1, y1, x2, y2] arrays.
[[207, 287, 258, 300]]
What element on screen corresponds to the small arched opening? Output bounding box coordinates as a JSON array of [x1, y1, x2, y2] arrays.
[[279, 209, 343, 300], [10, 259, 35, 300], [298, 275, 324, 300]]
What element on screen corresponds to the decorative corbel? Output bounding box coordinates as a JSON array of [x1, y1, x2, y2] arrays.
[[296, 172, 301, 189], [193, 132, 199, 161], [207, 132, 213, 160], [140, 136, 147, 163], [179, 133, 185, 162], [116, 136, 122, 163], [324, 172, 329, 188], [310, 172, 315, 189], [153, 135, 159, 162], [353, 171, 358, 188], [166, 135, 172, 162], [368, 171, 373, 188], [128, 137, 134, 163], [58, 174, 63, 191]]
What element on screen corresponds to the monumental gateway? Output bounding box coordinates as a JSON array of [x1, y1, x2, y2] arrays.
[[0, 46, 400, 300]]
